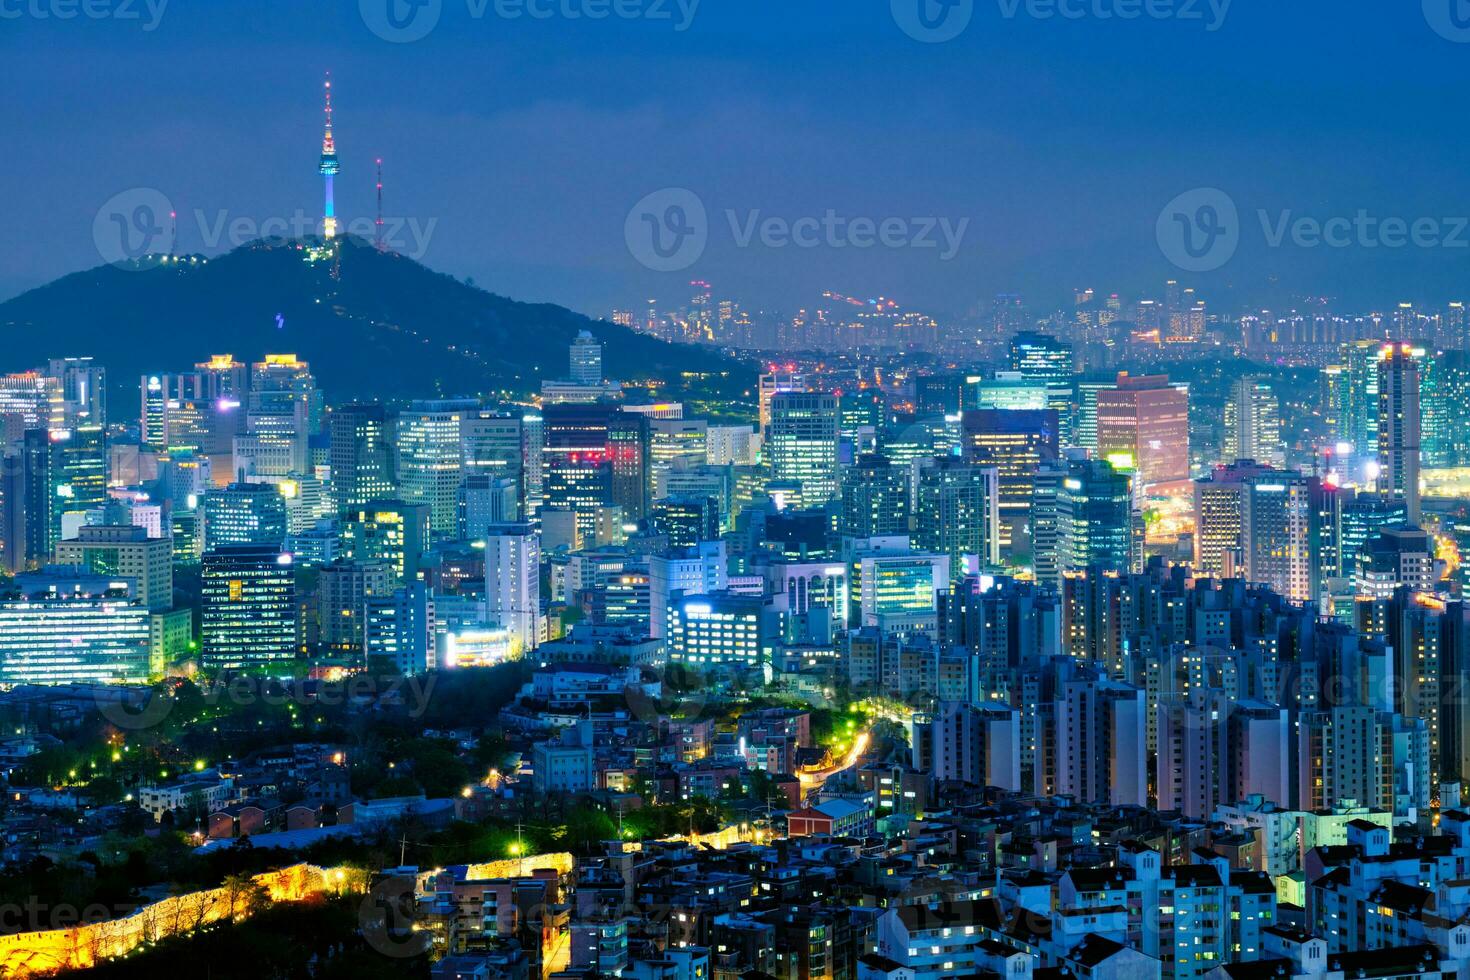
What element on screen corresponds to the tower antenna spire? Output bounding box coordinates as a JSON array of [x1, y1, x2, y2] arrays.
[[375, 157, 385, 252], [319, 72, 339, 240]]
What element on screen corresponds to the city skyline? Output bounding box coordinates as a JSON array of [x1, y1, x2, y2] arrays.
[[11, 5, 1470, 979]]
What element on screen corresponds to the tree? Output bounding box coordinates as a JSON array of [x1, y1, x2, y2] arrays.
[[221, 873, 269, 921]]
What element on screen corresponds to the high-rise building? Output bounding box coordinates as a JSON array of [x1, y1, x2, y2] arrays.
[[317, 560, 393, 660], [667, 592, 766, 669], [56, 525, 173, 612], [913, 457, 1000, 578], [757, 371, 805, 431], [484, 522, 541, 654], [1223, 377, 1284, 467], [1071, 376, 1115, 453], [461, 410, 529, 516], [766, 392, 839, 507], [974, 373, 1048, 411], [46, 357, 105, 428], [22, 425, 107, 563], [203, 482, 288, 550], [1355, 525, 1434, 600], [1340, 340, 1383, 467], [542, 403, 616, 544], [340, 500, 431, 587], [396, 400, 475, 536], [569, 330, 603, 386], [249, 354, 318, 436], [1377, 344, 1422, 525], [839, 454, 911, 539], [1008, 331, 1074, 436], [1054, 676, 1148, 805], [459, 473, 519, 540], [1057, 458, 1135, 576], [650, 496, 720, 549], [0, 372, 63, 434], [645, 542, 727, 640], [1321, 489, 1408, 589], [1029, 458, 1069, 585], [1241, 471, 1321, 604], [609, 412, 654, 523], [923, 702, 1020, 790], [960, 408, 1059, 556], [1193, 460, 1276, 577], [364, 582, 433, 675], [1096, 373, 1190, 491], [200, 544, 298, 669], [0, 586, 150, 686], [858, 554, 949, 631], [330, 404, 397, 510]]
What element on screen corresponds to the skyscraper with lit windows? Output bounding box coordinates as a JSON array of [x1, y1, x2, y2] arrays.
[[330, 404, 397, 510], [396, 399, 474, 536], [960, 408, 1059, 557], [201, 544, 298, 669], [1057, 458, 1134, 576], [1223, 378, 1284, 467], [1377, 344, 1422, 525], [1096, 373, 1189, 492], [766, 392, 839, 507]]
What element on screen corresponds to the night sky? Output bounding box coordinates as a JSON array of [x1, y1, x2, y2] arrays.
[[4, 1, 1470, 317]]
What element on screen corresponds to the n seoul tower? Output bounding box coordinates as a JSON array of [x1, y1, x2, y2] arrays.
[[319, 72, 339, 239]]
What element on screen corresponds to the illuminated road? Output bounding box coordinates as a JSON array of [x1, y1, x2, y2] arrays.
[[798, 731, 871, 789]]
